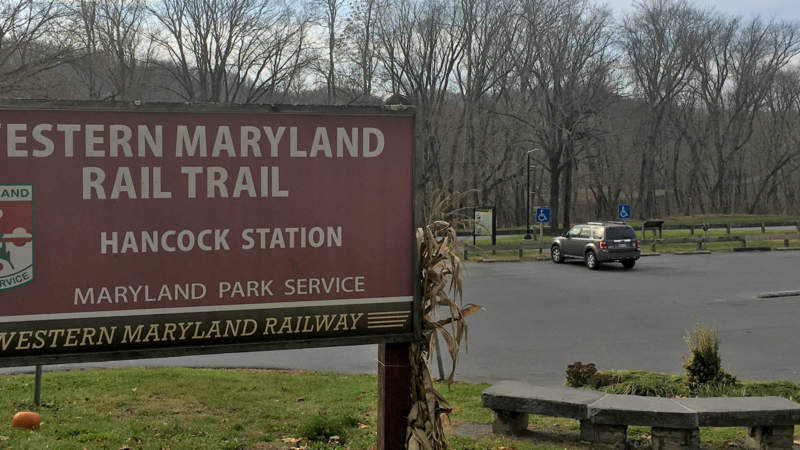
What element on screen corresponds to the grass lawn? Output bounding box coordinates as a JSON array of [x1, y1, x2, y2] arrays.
[[1, 368, 798, 449], [465, 214, 800, 261], [485, 214, 800, 235]]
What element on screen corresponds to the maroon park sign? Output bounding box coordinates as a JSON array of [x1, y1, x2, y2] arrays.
[[0, 103, 417, 366]]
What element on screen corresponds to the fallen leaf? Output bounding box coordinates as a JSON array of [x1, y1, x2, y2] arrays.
[[131, 388, 137, 392], [357, 423, 369, 429], [281, 437, 301, 445], [0, 436, 8, 441], [296, 397, 304, 402]]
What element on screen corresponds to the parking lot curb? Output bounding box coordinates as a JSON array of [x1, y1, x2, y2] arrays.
[[733, 247, 771, 252], [673, 251, 712, 255], [640, 253, 661, 257], [758, 290, 800, 299], [775, 247, 800, 252]]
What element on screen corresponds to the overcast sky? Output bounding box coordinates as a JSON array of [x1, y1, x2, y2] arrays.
[[601, 0, 800, 22]]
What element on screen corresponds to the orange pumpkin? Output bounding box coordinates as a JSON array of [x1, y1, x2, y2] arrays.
[[11, 411, 40, 429]]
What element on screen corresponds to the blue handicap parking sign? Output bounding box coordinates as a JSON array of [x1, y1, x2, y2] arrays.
[[535, 207, 551, 223], [618, 204, 631, 219]]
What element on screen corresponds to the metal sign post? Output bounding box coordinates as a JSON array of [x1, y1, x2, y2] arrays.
[[34, 365, 42, 406], [535, 207, 550, 253]]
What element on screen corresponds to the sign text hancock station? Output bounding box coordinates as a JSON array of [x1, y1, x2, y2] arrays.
[[0, 104, 417, 366]]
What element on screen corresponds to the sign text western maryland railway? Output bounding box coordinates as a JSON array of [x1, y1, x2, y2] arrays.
[[0, 105, 415, 365]]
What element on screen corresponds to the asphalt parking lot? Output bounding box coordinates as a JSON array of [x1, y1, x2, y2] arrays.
[[4, 251, 800, 386]]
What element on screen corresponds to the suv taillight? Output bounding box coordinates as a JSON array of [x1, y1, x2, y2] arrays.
[[599, 241, 608, 250], [636, 240, 640, 249]]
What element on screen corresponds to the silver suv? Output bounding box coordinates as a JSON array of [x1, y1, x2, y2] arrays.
[[551, 222, 640, 269]]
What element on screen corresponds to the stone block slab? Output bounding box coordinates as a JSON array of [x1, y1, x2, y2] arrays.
[[588, 394, 698, 428], [676, 397, 800, 427], [491, 410, 528, 435], [651, 427, 700, 450], [482, 381, 604, 420], [745, 425, 796, 450]]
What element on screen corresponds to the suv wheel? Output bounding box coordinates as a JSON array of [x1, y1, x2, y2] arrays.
[[551, 245, 564, 263], [621, 259, 636, 269], [585, 250, 600, 270]]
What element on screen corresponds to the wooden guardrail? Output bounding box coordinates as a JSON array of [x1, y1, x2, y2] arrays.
[[461, 241, 549, 260], [459, 220, 800, 238], [463, 232, 800, 260], [641, 233, 800, 251]]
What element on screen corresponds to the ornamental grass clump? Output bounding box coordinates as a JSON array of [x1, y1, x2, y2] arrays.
[[683, 323, 737, 393]]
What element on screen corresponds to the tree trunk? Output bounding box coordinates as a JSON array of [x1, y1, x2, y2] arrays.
[[562, 152, 573, 228], [548, 156, 561, 231]]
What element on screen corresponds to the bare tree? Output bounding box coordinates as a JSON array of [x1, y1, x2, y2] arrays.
[[375, 0, 466, 203], [315, 0, 345, 103], [69, 0, 154, 100], [691, 17, 800, 212], [509, 0, 616, 229], [0, 0, 73, 95], [150, 0, 311, 103], [620, 0, 704, 219], [748, 69, 800, 213], [68, 0, 104, 98], [97, 0, 154, 100], [455, 0, 520, 208], [340, 0, 382, 101]]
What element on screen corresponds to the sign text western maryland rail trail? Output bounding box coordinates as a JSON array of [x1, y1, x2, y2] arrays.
[[0, 103, 416, 366]]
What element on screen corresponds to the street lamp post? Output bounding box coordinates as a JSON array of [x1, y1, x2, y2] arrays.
[[524, 149, 539, 240]]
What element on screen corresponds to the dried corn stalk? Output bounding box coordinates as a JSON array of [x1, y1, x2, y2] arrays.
[[406, 220, 481, 450]]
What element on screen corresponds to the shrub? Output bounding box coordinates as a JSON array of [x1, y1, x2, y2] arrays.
[[586, 372, 616, 389], [601, 374, 684, 397], [298, 413, 359, 443], [683, 323, 737, 393], [565, 362, 597, 387]]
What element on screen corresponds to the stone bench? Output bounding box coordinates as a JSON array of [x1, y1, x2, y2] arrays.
[[482, 381, 800, 449]]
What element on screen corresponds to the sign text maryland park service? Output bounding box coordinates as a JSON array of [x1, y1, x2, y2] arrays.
[[0, 104, 415, 365]]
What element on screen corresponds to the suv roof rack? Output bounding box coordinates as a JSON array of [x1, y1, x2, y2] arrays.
[[587, 222, 604, 225]]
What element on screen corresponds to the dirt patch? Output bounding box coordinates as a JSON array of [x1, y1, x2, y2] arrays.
[[226, 369, 316, 376], [112, 395, 209, 421], [249, 442, 285, 450]]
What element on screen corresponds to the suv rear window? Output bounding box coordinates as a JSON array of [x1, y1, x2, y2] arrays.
[[605, 226, 636, 240]]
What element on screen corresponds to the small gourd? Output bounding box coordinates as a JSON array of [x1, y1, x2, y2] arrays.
[[11, 411, 41, 429]]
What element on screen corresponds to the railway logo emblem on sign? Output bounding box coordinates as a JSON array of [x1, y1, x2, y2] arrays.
[[0, 184, 34, 291]]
